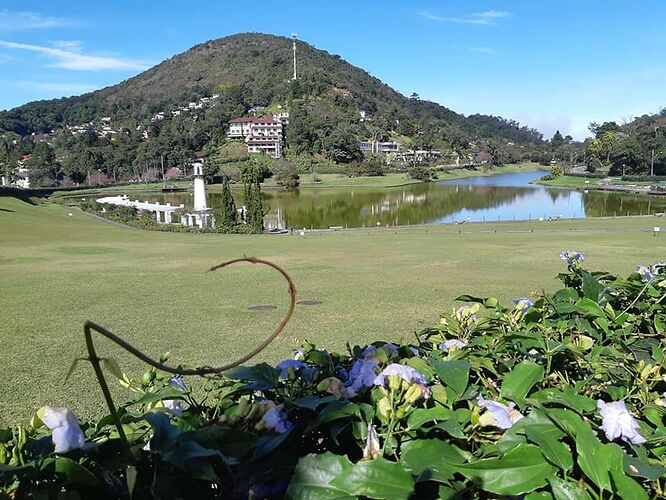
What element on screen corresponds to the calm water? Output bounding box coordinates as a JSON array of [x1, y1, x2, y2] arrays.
[[146, 171, 666, 229]]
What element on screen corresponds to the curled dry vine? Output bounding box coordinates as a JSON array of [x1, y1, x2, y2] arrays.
[[82, 256, 297, 455]]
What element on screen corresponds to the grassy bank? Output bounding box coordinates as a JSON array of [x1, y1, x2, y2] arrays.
[[1, 194, 663, 424]]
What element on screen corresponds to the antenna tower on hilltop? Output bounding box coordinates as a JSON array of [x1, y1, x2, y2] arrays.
[[291, 32, 298, 80]]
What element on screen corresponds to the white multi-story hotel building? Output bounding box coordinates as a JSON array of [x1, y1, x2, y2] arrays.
[[227, 117, 284, 158]]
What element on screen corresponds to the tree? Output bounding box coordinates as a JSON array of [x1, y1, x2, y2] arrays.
[[322, 127, 362, 164], [273, 160, 300, 189], [27, 142, 60, 185], [217, 177, 238, 226], [245, 181, 264, 233], [551, 130, 564, 149]]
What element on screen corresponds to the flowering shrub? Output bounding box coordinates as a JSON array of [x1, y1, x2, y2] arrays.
[[1, 256, 666, 498]]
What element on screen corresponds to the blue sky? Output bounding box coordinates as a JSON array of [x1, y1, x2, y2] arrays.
[[0, 1, 664, 139]]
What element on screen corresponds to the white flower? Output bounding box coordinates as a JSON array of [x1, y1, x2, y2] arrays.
[[163, 399, 184, 417], [362, 424, 381, 460], [597, 400, 645, 445], [439, 339, 467, 352], [42, 406, 85, 453], [477, 395, 524, 429]]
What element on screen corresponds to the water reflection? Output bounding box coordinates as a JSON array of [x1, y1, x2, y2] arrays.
[[148, 171, 666, 229]]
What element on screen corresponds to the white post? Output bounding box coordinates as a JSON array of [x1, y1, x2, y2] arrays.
[[165, 211, 172, 224]]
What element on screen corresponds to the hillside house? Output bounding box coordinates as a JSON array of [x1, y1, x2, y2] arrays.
[[227, 117, 284, 158], [360, 140, 403, 155]]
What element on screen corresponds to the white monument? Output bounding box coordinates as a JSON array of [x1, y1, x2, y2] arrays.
[[193, 162, 208, 211], [182, 161, 214, 229]]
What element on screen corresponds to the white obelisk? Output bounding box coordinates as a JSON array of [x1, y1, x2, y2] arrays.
[[192, 161, 208, 211]]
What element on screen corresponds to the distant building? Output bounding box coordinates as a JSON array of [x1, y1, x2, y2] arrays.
[[227, 117, 284, 158], [272, 111, 290, 125], [394, 149, 441, 163], [360, 140, 402, 155]]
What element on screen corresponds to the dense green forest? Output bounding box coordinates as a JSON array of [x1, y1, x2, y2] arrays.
[[0, 33, 663, 186]]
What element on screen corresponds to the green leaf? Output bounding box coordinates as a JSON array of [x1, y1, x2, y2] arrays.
[[55, 457, 99, 487], [406, 406, 454, 430], [64, 357, 86, 384], [624, 455, 666, 480], [548, 477, 593, 500], [581, 271, 603, 302], [307, 401, 367, 431], [529, 435, 573, 471], [331, 457, 414, 500], [609, 468, 648, 500], [134, 388, 185, 405], [287, 453, 355, 500], [501, 361, 544, 400], [291, 395, 336, 410], [457, 443, 556, 496], [431, 359, 470, 395], [400, 439, 465, 483], [530, 388, 596, 412], [576, 298, 605, 319], [223, 363, 279, 390], [102, 357, 124, 381]]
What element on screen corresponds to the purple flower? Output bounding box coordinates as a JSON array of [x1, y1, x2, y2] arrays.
[[292, 349, 305, 360], [513, 297, 534, 314], [261, 402, 293, 433], [336, 365, 349, 382], [42, 406, 85, 453], [362, 343, 398, 360], [636, 265, 655, 282], [347, 359, 379, 392], [560, 250, 584, 267], [163, 399, 184, 417], [373, 363, 428, 387], [169, 374, 188, 393], [597, 400, 645, 445], [477, 395, 524, 430], [439, 339, 467, 352], [275, 359, 309, 379]]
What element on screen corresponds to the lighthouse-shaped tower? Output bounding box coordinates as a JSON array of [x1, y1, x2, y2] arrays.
[[181, 160, 214, 229], [193, 161, 208, 211]]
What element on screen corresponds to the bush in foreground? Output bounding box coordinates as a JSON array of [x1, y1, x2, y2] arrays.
[[1, 255, 665, 498]]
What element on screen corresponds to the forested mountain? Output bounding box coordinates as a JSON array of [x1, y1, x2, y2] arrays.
[[0, 33, 546, 186]]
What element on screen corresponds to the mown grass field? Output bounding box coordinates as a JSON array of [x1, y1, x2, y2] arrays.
[[1, 194, 663, 424]]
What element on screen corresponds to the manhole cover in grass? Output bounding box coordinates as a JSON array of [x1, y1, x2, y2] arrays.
[[297, 300, 322, 306], [248, 305, 277, 311]]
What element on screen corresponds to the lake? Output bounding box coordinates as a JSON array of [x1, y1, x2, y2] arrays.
[[150, 171, 666, 229]]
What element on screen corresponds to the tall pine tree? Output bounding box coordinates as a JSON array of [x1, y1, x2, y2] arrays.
[[218, 177, 237, 226]]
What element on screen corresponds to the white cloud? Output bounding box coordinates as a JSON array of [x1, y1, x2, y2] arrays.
[[0, 10, 77, 32], [16, 80, 97, 94], [49, 40, 83, 52], [0, 40, 150, 71], [467, 46, 494, 54], [420, 10, 509, 26]]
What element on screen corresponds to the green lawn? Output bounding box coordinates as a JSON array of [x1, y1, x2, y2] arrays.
[[533, 175, 596, 188], [1, 195, 663, 424]]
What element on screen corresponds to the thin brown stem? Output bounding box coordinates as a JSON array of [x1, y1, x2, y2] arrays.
[[82, 257, 297, 450]]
